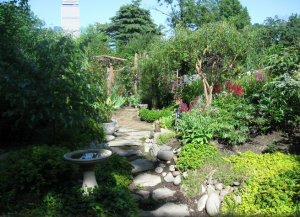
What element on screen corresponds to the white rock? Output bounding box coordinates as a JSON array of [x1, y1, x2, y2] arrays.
[[159, 163, 166, 168], [220, 190, 229, 197], [234, 195, 242, 205], [162, 172, 167, 177], [206, 193, 221, 216], [173, 175, 181, 185], [215, 183, 223, 191], [144, 145, 150, 152], [169, 165, 175, 172], [199, 184, 206, 194], [136, 190, 150, 199], [152, 188, 176, 200], [164, 172, 175, 182], [182, 171, 188, 179], [155, 167, 163, 173], [197, 194, 208, 211], [166, 160, 171, 164], [232, 182, 240, 186], [172, 171, 180, 176], [134, 174, 161, 187], [141, 203, 190, 217], [146, 138, 151, 143], [207, 185, 215, 195], [225, 186, 233, 192], [105, 135, 115, 141]]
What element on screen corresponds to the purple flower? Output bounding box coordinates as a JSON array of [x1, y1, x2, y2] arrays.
[[225, 80, 232, 86]]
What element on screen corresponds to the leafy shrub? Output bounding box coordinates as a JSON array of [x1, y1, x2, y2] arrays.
[[161, 115, 175, 129], [176, 143, 218, 170], [139, 108, 149, 121], [160, 109, 172, 118], [139, 109, 160, 123], [178, 110, 213, 145], [157, 131, 177, 145], [0, 145, 78, 206], [181, 79, 203, 105], [222, 151, 300, 216], [127, 95, 140, 108]]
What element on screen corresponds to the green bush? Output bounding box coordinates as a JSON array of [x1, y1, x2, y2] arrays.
[[176, 143, 219, 170], [160, 109, 172, 118], [139, 109, 160, 123], [222, 151, 300, 216], [161, 115, 175, 129], [0, 144, 79, 206]]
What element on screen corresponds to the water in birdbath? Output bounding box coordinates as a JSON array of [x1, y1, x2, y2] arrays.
[[71, 152, 105, 159]]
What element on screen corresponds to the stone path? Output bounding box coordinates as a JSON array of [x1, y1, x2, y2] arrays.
[[108, 108, 191, 216]]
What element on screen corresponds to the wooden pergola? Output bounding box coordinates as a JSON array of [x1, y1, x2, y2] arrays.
[[94, 55, 127, 95]]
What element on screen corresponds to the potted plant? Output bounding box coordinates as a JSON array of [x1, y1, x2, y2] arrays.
[[95, 97, 117, 135]]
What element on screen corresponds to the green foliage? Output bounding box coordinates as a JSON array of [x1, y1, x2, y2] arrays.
[[127, 95, 140, 108], [0, 145, 78, 206], [222, 151, 300, 216], [160, 109, 172, 118], [95, 97, 116, 122], [139, 109, 160, 123], [181, 80, 203, 105], [161, 115, 176, 129], [102, 0, 160, 46], [218, 0, 251, 29], [157, 131, 177, 145], [178, 111, 213, 145], [258, 73, 300, 129], [263, 143, 280, 154], [95, 153, 134, 188], [176, 142, 218, 170]]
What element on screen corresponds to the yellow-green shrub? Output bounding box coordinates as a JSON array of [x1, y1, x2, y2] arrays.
[[222, 151, 300, 216]]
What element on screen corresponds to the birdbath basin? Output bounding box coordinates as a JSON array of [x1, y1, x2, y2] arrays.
[[63, 149, 112, 194]]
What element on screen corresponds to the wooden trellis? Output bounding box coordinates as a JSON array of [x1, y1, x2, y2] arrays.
[[94, 55, 127, 95]]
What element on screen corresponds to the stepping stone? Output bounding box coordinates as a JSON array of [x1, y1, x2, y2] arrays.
[[164, 172, 175, 182], [155, 167, 163, 173], [173, 175, 181, 185], [0, 152, 9, 160], [131, 159, 154, 173], [215, 183, 223, 191], [152, 188, 176, 200], [113, 132, 124, 137], [134, 174, 161, 187], [141, 203, 190, 217], [117, 128, 138, 133], [157, 150, 173, 161], [207, 185, 215, 195], [112, 148, 142, 157], [123, 131, 150, 141], [107, 140, 142, 147], [136, 190, 150, 199]]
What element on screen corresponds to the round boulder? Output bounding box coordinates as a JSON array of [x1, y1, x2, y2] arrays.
[[157, 150, 174, 161], [206, 193, 220, 216]]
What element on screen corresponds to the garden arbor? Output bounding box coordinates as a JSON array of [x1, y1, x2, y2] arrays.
[[94, 55, 127, 95]]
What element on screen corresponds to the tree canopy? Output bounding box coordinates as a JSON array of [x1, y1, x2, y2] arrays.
[[101, 0, 160, 46]]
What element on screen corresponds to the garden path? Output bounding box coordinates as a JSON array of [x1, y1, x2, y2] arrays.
[[110, 108, 196, 216]]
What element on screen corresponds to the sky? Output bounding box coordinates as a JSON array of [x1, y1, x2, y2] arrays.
[[27, 0, 300, 29]]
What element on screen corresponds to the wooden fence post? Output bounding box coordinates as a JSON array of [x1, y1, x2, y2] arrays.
[[134, 53, 138, 95]]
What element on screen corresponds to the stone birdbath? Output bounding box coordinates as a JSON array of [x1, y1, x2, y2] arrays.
[[63, 149, 112, 194]]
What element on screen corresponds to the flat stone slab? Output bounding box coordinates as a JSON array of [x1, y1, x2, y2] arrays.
[[152, 188, 176, 200], [123, 131, 150, 141], [112, 148, 142, 157], [141, 203, 190, 217], [134, 173, 161, 187], [0, 152, 9, 160], [131, 159, 154, 173], [117, 128, 138, 133], [136, 190, 150, 199], [107, 140, 142, 147]]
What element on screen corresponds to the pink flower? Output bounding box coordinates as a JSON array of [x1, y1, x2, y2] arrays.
[[225, 80, 232, 86]]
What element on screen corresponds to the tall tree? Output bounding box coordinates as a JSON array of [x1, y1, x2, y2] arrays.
[[263, 14, 300, 47], [103, 0, 160, 45], [218, 0, 251, 29], [157, 0, 219, 29]]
